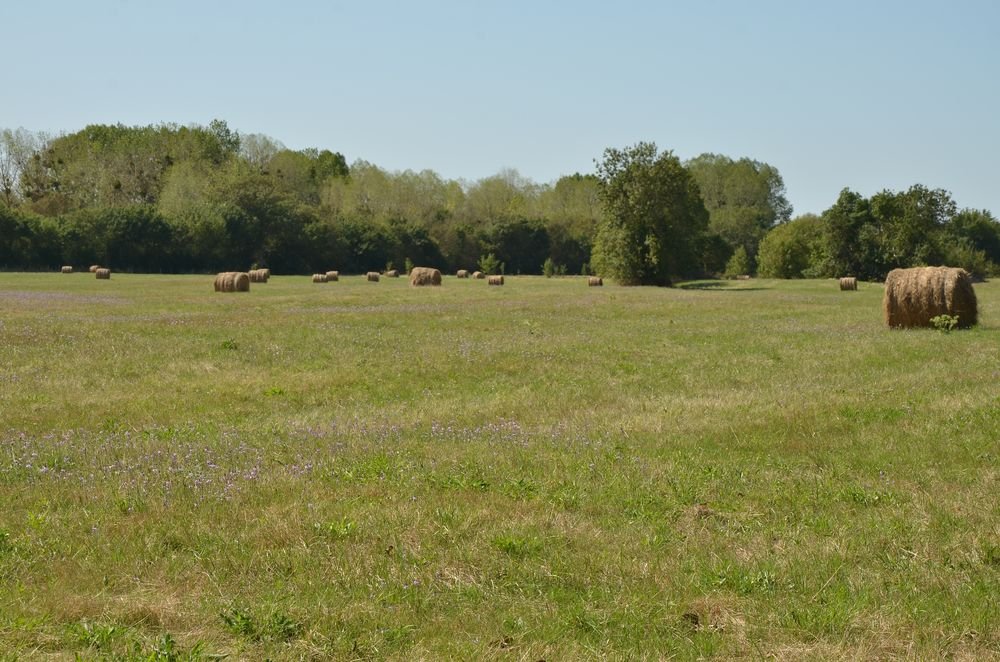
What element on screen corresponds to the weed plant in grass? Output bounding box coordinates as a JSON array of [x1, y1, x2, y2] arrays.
[[0, 274, 997, 658]]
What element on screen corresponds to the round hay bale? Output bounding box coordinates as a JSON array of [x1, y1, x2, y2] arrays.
[[385, 269, 399, 278], [410, 267, 442, 286], [588, 276, 603, 287], [366, 272, 380, 282], [214, 271, 249, 292], [883, 266, 977, 328], [61, 266, 73, 274], [487, 275, 504, 286], [325, 271, 339, 281], [95, 268, 111, 280], [89, 265, 100, 273], [249, 269, 269, 283], [312, 273, 328, 283], [472, 271, 485, 279], [456, 269, 469, 278], [839, 277, 858, 291]]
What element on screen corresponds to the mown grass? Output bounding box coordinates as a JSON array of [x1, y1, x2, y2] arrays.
[[0, 273, 997, 659]]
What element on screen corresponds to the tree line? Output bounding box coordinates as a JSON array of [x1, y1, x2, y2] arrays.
[[1, 123, 997, 281]]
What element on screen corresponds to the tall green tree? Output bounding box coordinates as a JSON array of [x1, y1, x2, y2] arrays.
[[592, 142, 708, 285], [756, 214, 825, 278], [686, 153, 791, 270]]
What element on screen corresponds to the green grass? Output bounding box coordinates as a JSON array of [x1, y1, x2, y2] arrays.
[[0, 272, 998, 659]]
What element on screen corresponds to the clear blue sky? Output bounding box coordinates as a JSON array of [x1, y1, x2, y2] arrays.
[[2, 0, 997, 216]]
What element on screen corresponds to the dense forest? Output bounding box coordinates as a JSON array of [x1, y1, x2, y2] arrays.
[[1, 121, 998, 280]]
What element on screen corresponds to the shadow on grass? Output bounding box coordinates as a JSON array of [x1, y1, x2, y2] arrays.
[[676, 280, 770, 292]]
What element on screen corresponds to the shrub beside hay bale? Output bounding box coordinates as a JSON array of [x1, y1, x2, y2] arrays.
[[89, 265, 100, 273], [839, 277, 857, 291], [488, 275, 504, 286], [95, 268, 111, 280], [457, 269, 469, 278], [326, 271, 339, 281], [588, 276, 603, 286], [472, 271, 485, 279], [213, 271, 249, 292], [366, 272, 380, 282], [883, 266, 977, 329], [410, 267, 442, 286], [61, 266, 73, 274], [312, 274, 328, 283]]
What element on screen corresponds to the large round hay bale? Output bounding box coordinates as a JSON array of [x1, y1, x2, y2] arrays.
[[883, 266, 977, 328], [410, 267, 442, 286], [588, 276, 603, 287], [385, 269, 399, 278], [839, 277, 857, 291], [487, 275, 504, 286], [325, 271, 339, 281], [456, 269, 469, 279], [312, 273, 328, 283], [89, 265, 100, 273], [366, 272, 380, 282], [472, 271, 485, 279], [61, 266, 73, 274], [95, 268, 111, 280], [214, 271, 249, 292]]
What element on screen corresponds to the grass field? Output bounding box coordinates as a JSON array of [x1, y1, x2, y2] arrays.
[[0, 272, 997, 659]]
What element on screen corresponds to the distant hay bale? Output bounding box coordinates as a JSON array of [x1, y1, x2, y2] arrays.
[[410, 266, 442, 286], [883, 266, 978, 329], [839, 277, 858, 291], [325, 271, 339, 281], [312, 274, 328, 283], [95, 268, 111, 280], [588, 276, 603, 286], [385, 269, 399, 278], [456, 269, 469, 278], [366, 272, 380, 282], [472, 271, 485, 279], [249, 269, 269, 283], [213, 271, 249, 292], [488, 275, 504, 286], [89, 265, 100, 273], [61, 266, 73, 274]]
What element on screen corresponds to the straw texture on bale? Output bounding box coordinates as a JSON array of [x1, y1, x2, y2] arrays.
[[456, 269, 469, 278], [61, 266, 73, 274], [312, 274, 328, 283], [839, 277, 857, 291], [366, 272, 380, 282], [410, 267, 442, 286], [325, 271, 339, 281], [472, 271, 485, 279], [488, 275, 504, 286], [95, 268, 111, 280], [883, 266, 977, 329], [385, 269, 399, 278], [89, 265, 100, 273], [588, 276, 603, 286], [213, 271, 249, 292]]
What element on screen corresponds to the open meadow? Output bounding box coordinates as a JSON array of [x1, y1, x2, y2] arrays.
[[0, 272, 997, 659]]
